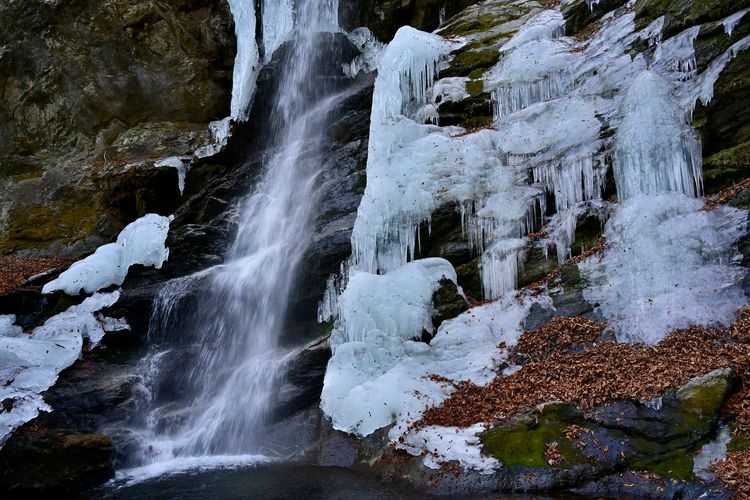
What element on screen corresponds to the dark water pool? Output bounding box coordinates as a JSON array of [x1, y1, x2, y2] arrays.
[[89, 464, 440, 499]]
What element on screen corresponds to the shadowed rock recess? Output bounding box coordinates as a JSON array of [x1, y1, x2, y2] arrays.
[[1, 0, 750, 497]]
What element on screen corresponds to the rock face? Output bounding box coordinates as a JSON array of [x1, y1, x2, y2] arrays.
[[340, 0, 481, 41], [0, 0, 236, 256], [0, 428, 114, 495]]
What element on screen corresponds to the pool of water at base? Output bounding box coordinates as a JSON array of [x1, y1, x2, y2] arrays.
[[86, 463, 566, 500]]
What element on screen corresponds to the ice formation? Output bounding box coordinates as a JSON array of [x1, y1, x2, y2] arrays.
[[43, 214, 171, 295], [261, 0, 294, 63], [724, 9, 750, 36], [350, 26, 543, 297], [194, 117, 234, 158], [693, 425, 732, 481], [613, 71, 703, 200], [0, 292, 125, 446], [154, 157, 188, 194], [581, 195, 746, 344], [226, 0, 261, 120], [321, 258, 532, 466], [321, 0, 750, 473], [399, 424, 500, 473], [344, 27, 385, 77]]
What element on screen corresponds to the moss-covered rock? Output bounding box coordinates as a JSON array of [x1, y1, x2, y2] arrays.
[[477, 369, 735, 488], [562, 0, 629, 36], [481, 403, 588, 467], [676, 367, 736, 424], [339, 0, 481, 41], [438, 92, 494, 127], [635, 0, 750, 32], [431, 278, 469, 330], [443, 49, 500, 78]]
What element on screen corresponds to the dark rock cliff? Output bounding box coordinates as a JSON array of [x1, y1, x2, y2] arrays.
[[0, 0, 236, 257]]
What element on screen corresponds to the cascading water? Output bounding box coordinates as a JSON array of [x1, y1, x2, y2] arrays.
[[121, 0, 341, 471]]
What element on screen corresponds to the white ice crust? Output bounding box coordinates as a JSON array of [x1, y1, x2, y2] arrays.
[[0, 292, 126, 446], [43, 214, 171, 296]]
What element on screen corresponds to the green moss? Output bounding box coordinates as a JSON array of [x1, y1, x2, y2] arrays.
[[468, 69, 484, 80], [481, 405, 588, 467], [702, 141, 750, 194], [728, 430, 750, 452], [635, 0, 750, 30], [678, 371, 732, 417], [0, 202, 98, 253], [466, 78, 484, 96], [456, 258, 482, 300], [560, 264, 583, 288], [638, 449, 696, 480], [449, 49, 500, 76], [465, 33, 511, 51], [443, 14, 503, 37]]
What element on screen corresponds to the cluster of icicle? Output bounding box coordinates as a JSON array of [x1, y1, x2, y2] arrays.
[[319, 0, 750, 472]]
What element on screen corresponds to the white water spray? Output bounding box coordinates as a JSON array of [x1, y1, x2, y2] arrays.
[[122, 0, 341, 470]]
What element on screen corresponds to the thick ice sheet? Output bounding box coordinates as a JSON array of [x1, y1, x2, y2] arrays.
[[322, 260, 533, 468], [227, 0, 260, 120], [581, 194, 746, 344]]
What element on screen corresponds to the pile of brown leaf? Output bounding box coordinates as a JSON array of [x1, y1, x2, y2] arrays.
[[508, 316, 604, 364], [0, 256, 69, 295], [710, 450, 750, 497], [704, 177, 750, 210], [420, 310, 750, 429]]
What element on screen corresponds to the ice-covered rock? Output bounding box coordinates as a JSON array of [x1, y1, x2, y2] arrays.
[[0, 292, 125, 446], [43, 214, 171, 296], [322, 257, 532, 439]]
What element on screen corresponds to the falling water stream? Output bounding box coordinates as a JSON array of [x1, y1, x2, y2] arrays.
[[119, 0, 341, 474]]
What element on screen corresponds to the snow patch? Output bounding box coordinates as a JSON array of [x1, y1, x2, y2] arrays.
[[0, 292, 125, 446], [43, 214, 171, 295]]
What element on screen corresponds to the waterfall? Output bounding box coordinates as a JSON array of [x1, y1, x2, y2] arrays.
[[121, 0, 341, 471]]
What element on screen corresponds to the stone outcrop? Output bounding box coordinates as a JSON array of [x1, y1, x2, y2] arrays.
[[0, 0, 236, 256]]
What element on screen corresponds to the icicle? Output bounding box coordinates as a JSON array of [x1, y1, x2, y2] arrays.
[[480, 239, 525, 297], [531, 155, 603, 213], [613, 71, 703, 200], [639, 16, 666, 46], [227, 0, 261, 120], [653, 26, 700, 80], [344, 27, 385, 77], [723, 8, 749, 37], [486, 38, 573, 118], [688, 35, 750, 109]]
